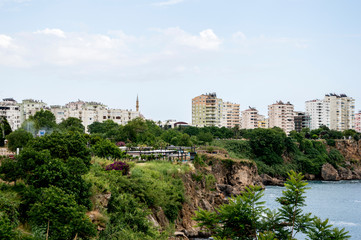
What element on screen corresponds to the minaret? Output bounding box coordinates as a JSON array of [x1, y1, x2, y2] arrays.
[[136, 95, 139, 112]]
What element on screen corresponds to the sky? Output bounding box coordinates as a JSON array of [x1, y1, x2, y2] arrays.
[[1, 0, 361, 122]]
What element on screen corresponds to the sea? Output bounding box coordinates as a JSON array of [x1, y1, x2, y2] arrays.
[[262, 180, 361, 240]]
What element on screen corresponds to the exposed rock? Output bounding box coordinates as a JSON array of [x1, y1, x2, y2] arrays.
[[321, 163, 339, 181], [334, 140, 361, 162], [175, 154, 263, 238], [151, 207, 169, 229], [338, 167, 353, 180], [173, 231, 189, 239], [86, 210, 107, 231], [304, 173, 316, 180], [260, 174, 284, 186]]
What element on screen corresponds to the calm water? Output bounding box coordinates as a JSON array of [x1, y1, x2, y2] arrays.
[[263, 180, 361, 240]]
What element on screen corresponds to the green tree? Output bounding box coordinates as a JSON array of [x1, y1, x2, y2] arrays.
[[58, 117, 85, 133], [0, 116, 12, 146], [197, 132, 213, 144], [193, 171, 350, 240], [247, 128, 286, 165], [6, 128, 33, 152], [28, 186, 96, 240], [28, 109, 56, 132], [91, 139, 126, 159]]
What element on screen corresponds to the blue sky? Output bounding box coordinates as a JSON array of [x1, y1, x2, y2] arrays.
[[1, 0, 361, 122]]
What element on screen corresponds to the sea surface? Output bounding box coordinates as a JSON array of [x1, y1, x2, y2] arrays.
[[262, 180, 361, 240]]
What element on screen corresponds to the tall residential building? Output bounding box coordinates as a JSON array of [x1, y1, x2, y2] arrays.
[[305, 94, 355, 131], [324, 94, 355, 131], [305, 99, 324, 130], [192, 93, 223, 127], [268, 101, 294, 135], [294, 111, 311, 132], [221, 102, 240, 128], [354, 111, 361, 133], [0, 98, 21, 131], [241, 107, 259, 129]]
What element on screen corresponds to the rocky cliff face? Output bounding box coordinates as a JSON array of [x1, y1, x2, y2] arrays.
[[321, 140, 361, 181], [334, 140, 361, 162], [172, 154, 263, 238]]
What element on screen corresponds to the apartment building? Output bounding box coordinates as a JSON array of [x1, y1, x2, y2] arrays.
[[305, 94, 355, 131], [192, 93, 223, 127], [324, 94, 355, 131], [268, 101, 294, 135], [20, 99, 47, 123], [294, 111, 311, 132], [257, 115, 268, 129], [305, 99, 324, 130], [50, 100, 141, 132], [241, 107, 259, 129], [0, 98, 21, 131], [355, 111, 361, 133], [221, 102, 240, 128]]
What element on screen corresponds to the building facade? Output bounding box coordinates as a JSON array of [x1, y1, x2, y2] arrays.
[[354, 111, 361, 133], [221, 102, 240, 128], [0, 98, 21, 131], [305, 99, 324, 130], [268, 101, 294, 135], [192, 93, 223, 127], [241, 107, 259, 129], [324, 94, 355, 131], [305, 94, 355, 131], [257, 115, 268, 129], [294, 111, 311, 132]]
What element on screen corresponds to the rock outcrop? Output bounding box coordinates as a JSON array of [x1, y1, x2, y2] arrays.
[[173, 154, 263, 238], [260, 174, 284, 186], [321, 163, 339, 181]]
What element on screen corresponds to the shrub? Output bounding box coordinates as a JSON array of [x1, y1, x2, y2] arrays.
[[326, 139, 336, 146], [105, 161, 130, 175]]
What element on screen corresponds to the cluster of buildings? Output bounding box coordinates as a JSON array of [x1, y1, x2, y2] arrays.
[[192, 93, 358, 135], [0, 97, 141, 132]]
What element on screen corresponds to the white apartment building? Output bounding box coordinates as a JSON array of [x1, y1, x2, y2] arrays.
[[305, 99, 324, 130], [324, 94, 355, 131], [268, 101, 294, 135], [50, 100, 141, 132], [354, 111, 361, 133], [305, 94, 355, 131], [20, 99, 47, 123], [241, 107, 259, 129], [0, 98, 21, 131], [221, 102, 240, 128]]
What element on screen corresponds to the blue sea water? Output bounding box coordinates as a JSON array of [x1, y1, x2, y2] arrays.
[[262, 180, 361, 240]]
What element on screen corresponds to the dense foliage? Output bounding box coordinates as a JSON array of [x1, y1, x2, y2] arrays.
[[214, 127, 350, 178], [194, 171, 350, 240]]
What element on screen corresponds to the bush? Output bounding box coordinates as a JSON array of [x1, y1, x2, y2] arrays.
[[91, 139, 126, 159], [326, 139, 336, 146], [28, 186, 96, 240], [105, 161, 130, 175]]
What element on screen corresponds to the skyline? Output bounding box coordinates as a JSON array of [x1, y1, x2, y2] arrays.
[[1, 0, 361, 121]]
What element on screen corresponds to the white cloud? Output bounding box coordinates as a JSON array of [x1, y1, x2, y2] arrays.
[[35, 28, 66, 38], [232, 31, 247, 41], [162, 28, 222, 50], [152, 0, 184, 7], [0, 34, 13, 48]]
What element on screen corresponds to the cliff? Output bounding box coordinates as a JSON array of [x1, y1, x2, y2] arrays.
[[321, 140, 361, 181], [152, 154, 263, 238]]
